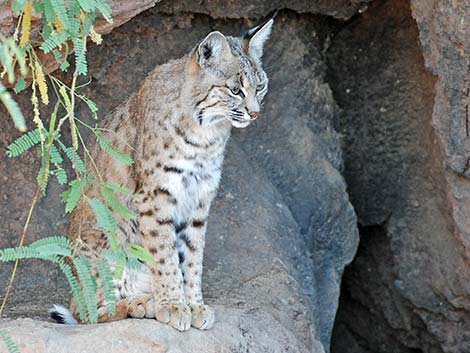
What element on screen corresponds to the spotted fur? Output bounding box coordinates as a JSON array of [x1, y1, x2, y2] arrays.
[[51, 18, 274, 331]]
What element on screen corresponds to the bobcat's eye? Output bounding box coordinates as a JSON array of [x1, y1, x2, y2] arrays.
[[256, 83, 266, 92], [229, 86, 241, 95]]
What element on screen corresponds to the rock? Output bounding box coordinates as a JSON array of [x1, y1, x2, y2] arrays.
[[0, 0, 367, 38], [234, 14, 358, 351], [0, 9, 357, 353], [327, 0, 470, 352], [0, 1, 163, 82], [410, 0, 470, 253], [156, 0, 371, 20], [0, 309, 310, 353], [0, 0, 369, 84], [0, 0, 163, 37], [0, 144, 320, 353]]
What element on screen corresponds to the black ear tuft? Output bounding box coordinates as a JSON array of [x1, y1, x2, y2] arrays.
[[243, 11, 275, 63], [243, 9, 279, 40]]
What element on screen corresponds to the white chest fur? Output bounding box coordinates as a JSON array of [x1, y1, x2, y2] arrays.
[[163, 157, 223, 225]]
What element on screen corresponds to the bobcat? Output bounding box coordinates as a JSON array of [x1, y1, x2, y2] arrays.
[[50, 16, 274, 331]]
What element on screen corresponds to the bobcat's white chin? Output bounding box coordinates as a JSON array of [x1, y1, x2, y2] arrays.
[[231, 120, 251, 128]]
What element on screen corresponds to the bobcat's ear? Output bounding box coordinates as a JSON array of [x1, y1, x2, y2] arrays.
[[244, 16, 275, 64], [196, 31, 233, 71]]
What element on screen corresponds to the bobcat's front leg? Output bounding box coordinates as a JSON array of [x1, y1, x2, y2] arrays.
[[138, 188, 191, 331], [178, 204, 215, 330]]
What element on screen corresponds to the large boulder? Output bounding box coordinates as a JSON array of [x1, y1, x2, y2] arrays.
[[0, 8, 357, 353], [328, 0, 470, 352], [234, 14, 358, 349], [0, 310, 309, 353], [1, 143, 320, 353]]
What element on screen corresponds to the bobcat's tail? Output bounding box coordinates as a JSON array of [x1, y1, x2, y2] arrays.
[[49, 304, 78, 325]]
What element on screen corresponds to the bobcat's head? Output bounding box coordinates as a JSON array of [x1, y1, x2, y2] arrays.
[[189, 16, 274, 129]]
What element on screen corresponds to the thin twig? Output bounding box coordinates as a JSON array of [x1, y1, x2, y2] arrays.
[[0, 186, 42, 316]]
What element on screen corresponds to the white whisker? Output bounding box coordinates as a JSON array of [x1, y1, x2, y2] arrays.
[[205, 114, 230, 127]]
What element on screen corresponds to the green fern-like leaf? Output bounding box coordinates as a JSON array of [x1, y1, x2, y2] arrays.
[[72, 37, 87, 76], [0, 247, 38, 262], [102, 248, 120, 262], [53, 167, 68, 184], [50, 143, 68, 184], [37, 153, 51, 193], [41, 0, 57, 22], [101, 186, 136, 220], [50, 144, 63, 164], [13, 76, 26, 94], [103, 248, 126, 280], [127, 244, 155, 264], [114, 251, 127, 280], [107, 232, 120, 250], [78, 94, 98, 119], [48, 102, 60, 135], [67, 1, 81, 37], [95, 0, 112, 23], [126, 256, 142, 270], [0, 330, 19, 353], [50, 0, 70, 29], [87, 198, 118, 233], [62, 178, 86, 213], [52, 48, 62, 62], [83, 11, 97, 36], [6, 129, 45, 157], [96, 132, 133, 165], [2, 236, 70, 261], [105, 182, 130, 195], [76, 0, 95, 13], [32, 1, 44, 15], [12, 0, 27, 12], [29, 236, 71, 258], [8, 41, 28, 77], [41, 21, 53, 44], [57, 258, 87, 321], [29, 236, 71, 250], [0, 42, 14, 84], [35, 243, 71, 258], [39, 30, 69, 53], [0, 83, 26, 132], [60, 42, 71, 71], [73, 256, 98, 323], [96, 257, 116, 315], [57, 140, 86, 173], [0, 242, 69, 262]]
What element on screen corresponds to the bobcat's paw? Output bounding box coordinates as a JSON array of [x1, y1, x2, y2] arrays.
[[190, 304, 215, 330], [128, 294, 153, 319], [155, 303, 191, 331]]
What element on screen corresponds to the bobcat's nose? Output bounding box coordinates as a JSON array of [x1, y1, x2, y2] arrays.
[[249, 111, 259, 120]]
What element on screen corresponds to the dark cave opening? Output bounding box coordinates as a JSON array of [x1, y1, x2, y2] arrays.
[[325, 0, 447, 352]]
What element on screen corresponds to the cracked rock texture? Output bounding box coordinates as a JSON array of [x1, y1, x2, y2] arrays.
[[0, 6, 358, 353]]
